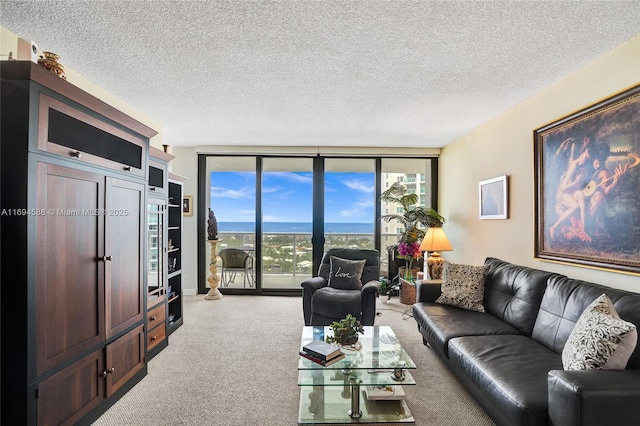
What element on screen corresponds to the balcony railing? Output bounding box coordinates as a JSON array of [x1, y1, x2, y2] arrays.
[[214, 231, 400, 282]]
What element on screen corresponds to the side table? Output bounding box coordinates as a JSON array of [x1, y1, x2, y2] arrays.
[[399, 278, 443, 319]]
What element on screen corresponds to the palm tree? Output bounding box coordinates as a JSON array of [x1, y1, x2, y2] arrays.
[[380, 182, 445, 244]]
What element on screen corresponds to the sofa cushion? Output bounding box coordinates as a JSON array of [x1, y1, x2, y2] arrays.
[[449, 335, 563, 426], [328, 256, 365, 290], [482, 257, 558, 336], [532, 275, 640, 368], [436, 262, 488, 312], [413, 302, 521, 358], [562, 294, 637, 370]]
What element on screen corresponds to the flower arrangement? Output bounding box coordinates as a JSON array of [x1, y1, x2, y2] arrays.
[[397, 241, 422, 281], [397, 241, 422, 261]]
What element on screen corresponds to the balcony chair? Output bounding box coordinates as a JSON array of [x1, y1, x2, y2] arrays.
[[301, 248, 381, 326], [219, 248, 254, 288]]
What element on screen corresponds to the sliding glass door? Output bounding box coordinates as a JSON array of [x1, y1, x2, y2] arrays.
[[261, 158, 313, 290], [207, 156, 257, 291], [324, 158, 376, 250]]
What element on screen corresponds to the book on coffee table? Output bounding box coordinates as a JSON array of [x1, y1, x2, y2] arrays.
[[365, 385, 406, 400], [299, 350, 345, 366], [301, 339, 342, 361]]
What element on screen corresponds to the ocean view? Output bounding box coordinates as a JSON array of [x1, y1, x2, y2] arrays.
[[219, 222, 374, 234]]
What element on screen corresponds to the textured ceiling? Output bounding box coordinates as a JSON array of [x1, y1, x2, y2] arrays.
[[2, 1, 639, 148]]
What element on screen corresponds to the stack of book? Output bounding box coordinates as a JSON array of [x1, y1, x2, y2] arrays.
[[299, 339, 345, 366]]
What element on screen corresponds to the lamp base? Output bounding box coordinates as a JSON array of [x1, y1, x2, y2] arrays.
[[427, 252, 445, 280]]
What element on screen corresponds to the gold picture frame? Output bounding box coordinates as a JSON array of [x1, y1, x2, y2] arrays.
[[534, 84, 640, 273]]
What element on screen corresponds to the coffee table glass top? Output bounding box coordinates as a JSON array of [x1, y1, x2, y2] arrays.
[[298, 326, 416, 372], [298, 326, 416, 424]]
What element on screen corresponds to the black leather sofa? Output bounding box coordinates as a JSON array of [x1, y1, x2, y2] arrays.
[[413, 257, 640, 426]]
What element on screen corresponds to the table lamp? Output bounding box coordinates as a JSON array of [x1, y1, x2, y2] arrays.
[[419, 227, 453, 280]]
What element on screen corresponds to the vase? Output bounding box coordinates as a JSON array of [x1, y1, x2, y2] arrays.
[[404, 259, 414, 282]]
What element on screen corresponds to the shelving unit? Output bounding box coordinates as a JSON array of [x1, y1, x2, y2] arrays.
[[167, 173, 185, 333]]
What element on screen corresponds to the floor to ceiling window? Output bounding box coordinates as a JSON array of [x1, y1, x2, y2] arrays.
[[205, 156, 258, 293], [198, 154, 437, 295], [261, 158, 313, 291], [324, 158, 376, 251], [380, 158, 435, 279]]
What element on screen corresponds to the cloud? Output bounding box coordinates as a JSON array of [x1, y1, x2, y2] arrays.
[[267, 172, 313, 184], [262, 185, 282, 194], [343, 179, 374, 193], [338, 208, 366, 218], [210, 186, 254, 199]]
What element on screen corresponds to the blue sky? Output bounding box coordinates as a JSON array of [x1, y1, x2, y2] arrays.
[[210, 171, 374, 223]]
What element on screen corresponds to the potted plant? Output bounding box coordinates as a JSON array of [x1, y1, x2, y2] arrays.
[[380, 182, 445, 280], [381, 182, 445, 242], [326, 314, 365, 346]]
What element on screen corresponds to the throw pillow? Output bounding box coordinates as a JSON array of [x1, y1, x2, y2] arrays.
[[435, 262, 489, 312], [328, 256, 366, 290], [562, 294, 637, 370]]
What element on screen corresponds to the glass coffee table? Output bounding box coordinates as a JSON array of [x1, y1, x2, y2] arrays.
[[298, 326, 416, 424]]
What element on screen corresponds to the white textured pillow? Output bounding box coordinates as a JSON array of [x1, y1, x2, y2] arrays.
[[435, 262, 488, 312], [562, 294, 637, 370]]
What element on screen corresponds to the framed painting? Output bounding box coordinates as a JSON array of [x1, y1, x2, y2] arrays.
[[479, 175, 508, 219], [534, 84, 640, 273], [183, 195, 193, 216]]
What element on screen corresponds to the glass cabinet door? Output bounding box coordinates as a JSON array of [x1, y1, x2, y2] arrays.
[[148, 199, 165, 301]]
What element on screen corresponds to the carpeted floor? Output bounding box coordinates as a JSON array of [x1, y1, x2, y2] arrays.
[[92, 295, 495, 425]]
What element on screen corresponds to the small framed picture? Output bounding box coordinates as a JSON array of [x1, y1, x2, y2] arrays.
[[479, 175, 508, 219], [183, 196, 193, 216]]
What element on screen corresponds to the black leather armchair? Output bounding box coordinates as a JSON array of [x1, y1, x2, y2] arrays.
[[301, 248, 380, 326]]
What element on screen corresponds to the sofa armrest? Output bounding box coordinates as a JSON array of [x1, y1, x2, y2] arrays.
[[548, 369, 640, 426], [416, 280, 442, 303]]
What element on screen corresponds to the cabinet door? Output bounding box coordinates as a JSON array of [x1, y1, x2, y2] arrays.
[[105, 178, 145, 338], [37, 348, 104, 426], [105, 324, 145, 396], [36, 163, 105, 375]]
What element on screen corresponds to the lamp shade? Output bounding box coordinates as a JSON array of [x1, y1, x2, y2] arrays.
[[419, 227, 453, 252]]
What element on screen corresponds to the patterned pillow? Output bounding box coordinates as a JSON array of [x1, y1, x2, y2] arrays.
[[435, 262, 489, 312], [328, 256, 366, 290], [562, 294, 637, 370]]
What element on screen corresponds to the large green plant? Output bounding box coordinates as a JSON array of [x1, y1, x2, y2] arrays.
[[380, 182, 445, 244]]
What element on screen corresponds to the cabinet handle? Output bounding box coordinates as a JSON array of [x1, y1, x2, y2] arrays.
[[108, 367, 115, 374], [150, 187, 156, 191], [102, 255, 113, 262], [70, 151, 82, 158], [100, 370, 108, 378], [150, 316, 156, 321], [151, 336, 157, 341], [123, 166, 131, 171]]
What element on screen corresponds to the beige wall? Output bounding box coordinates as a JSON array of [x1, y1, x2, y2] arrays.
[[439, 35, 640, 292]]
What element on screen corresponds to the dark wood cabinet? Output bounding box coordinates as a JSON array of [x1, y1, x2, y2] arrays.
[[36, 163, 105, 376], [1, 61, 156, 425], [146, 148, 171, 359], [167, 174, 185, 333]]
